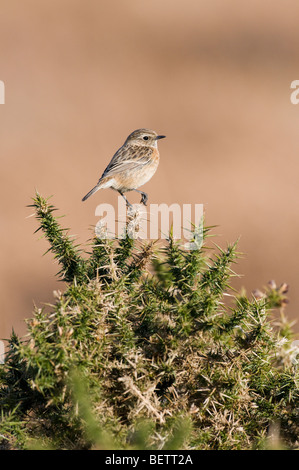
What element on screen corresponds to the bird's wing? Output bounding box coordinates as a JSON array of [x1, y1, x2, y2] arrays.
[[99, 145, 154, 179]]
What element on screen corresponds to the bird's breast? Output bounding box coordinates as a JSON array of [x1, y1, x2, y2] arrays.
[[112, 149, 159, 192]]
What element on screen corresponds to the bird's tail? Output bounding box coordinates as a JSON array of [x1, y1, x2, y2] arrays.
[[82, 176, 113, 201], [82, 184, 101, 202]]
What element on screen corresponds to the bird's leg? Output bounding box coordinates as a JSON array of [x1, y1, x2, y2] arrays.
[[118, 191, 132, 208], [133, 189, 148, 206]]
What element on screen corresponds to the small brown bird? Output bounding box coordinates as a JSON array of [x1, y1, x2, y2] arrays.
[[82, 128, 165, 206]]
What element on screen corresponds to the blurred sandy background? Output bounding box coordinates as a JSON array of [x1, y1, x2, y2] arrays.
[[1, 0, 299, 338]]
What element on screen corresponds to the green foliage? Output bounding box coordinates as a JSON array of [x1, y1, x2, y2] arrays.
[[0, 193, 298, 449]]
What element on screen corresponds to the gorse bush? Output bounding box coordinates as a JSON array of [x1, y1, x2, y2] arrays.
[[0, 193, 298, 449]]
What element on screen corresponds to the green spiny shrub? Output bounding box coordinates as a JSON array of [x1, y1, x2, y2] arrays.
[[0, 193, 298, 449]]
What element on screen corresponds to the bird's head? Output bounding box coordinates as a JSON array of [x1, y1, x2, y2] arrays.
[[125, 129, 166, 147]]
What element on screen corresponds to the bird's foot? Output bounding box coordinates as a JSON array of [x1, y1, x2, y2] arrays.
[[140, 193, 148, 206]]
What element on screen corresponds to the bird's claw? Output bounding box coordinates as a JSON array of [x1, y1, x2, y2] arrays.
[[140, 193, 148, 206]]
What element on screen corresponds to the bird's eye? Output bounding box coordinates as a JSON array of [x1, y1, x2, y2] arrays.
[[143, 136, 149, 140]]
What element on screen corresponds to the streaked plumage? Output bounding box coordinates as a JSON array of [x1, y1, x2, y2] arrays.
[[82, 128, 165, 206]]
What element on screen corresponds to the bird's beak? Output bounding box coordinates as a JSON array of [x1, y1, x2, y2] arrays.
[[156, 135, 166, 140]]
